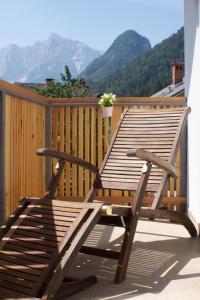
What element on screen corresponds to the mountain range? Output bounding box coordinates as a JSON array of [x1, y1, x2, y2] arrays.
[[0, 33, 102, 83], [84, 28, 184, 96], [0, 28, 184, 97], [81, 30, 151, 82]]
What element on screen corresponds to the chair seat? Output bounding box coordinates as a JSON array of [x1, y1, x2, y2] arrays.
[[0, 199, 103, 299]]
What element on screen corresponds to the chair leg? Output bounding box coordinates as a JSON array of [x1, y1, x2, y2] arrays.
[[114, 163, 153, 284], [114, 219, 137, 283]]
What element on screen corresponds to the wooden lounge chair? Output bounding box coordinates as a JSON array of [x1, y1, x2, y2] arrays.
[[0, 150, 153, 299], [0, 198, 104, 299], [0, 106, 196, 299], [37, 106, 196, 283]]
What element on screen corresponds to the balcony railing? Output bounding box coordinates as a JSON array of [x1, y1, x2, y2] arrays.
[[0, 80, 187, 222]]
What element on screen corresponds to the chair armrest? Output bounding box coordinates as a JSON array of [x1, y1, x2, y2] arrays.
[[37, 148, 99, 174], [127, 149, 179, 178]]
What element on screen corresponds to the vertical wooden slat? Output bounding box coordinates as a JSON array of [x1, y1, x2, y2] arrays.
[[72, 107, 78, 196], [52, 107, 59, 197], [58, 107, 64, 196], [85, 107, 90, 195], [45, 106, 52, 190], [91, 107, 96, 186], [97, 108, 103, 196], [65, 107, 71, 197], [78, 107, 84, 196], [0, 91, 5, 223]]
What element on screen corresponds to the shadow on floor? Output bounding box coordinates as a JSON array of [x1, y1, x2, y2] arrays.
[[67, 222, 200, 300]]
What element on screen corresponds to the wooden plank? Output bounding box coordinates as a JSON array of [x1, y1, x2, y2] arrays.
[[121, 123, 179, 128], [29, 198, 98, 208], [72, 106, 78, 196], [15, 228, 62, 242], [112, 146, 172, 151], [0, 285, 27, 298], [91, 106, 97, 188], [28, 211, 76, 222], [17, 224, 65, 238], [0, 272, 34, 288], [31, 207, 79, 217], [101, 180, 159, 192], [122, 118, 181, 123], [52, 107, 58, 198], [78, 106, 84, 196], [7, 238, 55, 253], [12, 233, 59, 248], [30, 203, 81, 213], [22, 219, 68, 234], [47, 96, 185, 104], [4, 242, 51, 259], [85, 107, 90, 195], [4, 94, 11, 219], [1, 248, 49, 264], [58, 107, 65, 196], [97, 108, 103, 197], [0, 254, 42, 275], [0, 279, 32, 296], [65, 107, 71, 196], [0, 264, 38, 282], [24, 215, 71, 229]]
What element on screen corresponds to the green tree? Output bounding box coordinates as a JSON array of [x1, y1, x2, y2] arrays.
[[34, 66, 88, 98]]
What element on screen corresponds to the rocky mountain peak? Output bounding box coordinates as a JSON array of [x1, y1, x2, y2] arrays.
[[0, 34, 102, 83]]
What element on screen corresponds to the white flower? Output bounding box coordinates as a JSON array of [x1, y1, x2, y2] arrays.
[[98, 92, 116, 107]]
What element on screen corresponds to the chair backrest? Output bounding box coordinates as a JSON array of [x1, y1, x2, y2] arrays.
[[99, 107, 190, 198]]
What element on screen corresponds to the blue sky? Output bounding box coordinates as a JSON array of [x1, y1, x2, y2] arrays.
[[0, 0, 183, 51]]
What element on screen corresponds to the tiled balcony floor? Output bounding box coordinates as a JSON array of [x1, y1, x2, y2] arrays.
[[67, 220, 200, 300]]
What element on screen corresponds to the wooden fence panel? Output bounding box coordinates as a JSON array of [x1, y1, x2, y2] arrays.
[[0, 81, 187, 220], [4, 94, 45, 218]]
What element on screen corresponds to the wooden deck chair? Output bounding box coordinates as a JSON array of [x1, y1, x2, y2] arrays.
[[36, 106, 196, 286], [0, 146, 153, 299], [0, 198, 104, 298], [0, 106, 196, 299]]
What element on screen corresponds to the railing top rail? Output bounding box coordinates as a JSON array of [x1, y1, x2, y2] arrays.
[[0, 79, 49, 106], [0, 79, 186, 106], [49, 96, 186, 106]]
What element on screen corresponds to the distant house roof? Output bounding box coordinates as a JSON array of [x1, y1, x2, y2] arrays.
[[151, 80, 184, 97], [151, 62, 184, 97], [14, 82, 46, 91]]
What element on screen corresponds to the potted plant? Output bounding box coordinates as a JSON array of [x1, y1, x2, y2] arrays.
[[98, 92, 116, 117]]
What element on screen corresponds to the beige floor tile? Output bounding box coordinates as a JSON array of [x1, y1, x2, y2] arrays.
[[66, 220, 200, 300]]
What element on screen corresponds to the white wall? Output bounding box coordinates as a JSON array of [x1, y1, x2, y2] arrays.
[[184, 0, 200, 223]]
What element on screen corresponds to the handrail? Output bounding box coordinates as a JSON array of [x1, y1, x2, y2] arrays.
[[48, 96, 186, 106], [0, 79, 49, 106], [0, 79, 186, 107]]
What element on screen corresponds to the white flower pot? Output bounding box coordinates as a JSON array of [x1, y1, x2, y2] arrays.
[[102, 106, 113, 118]]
